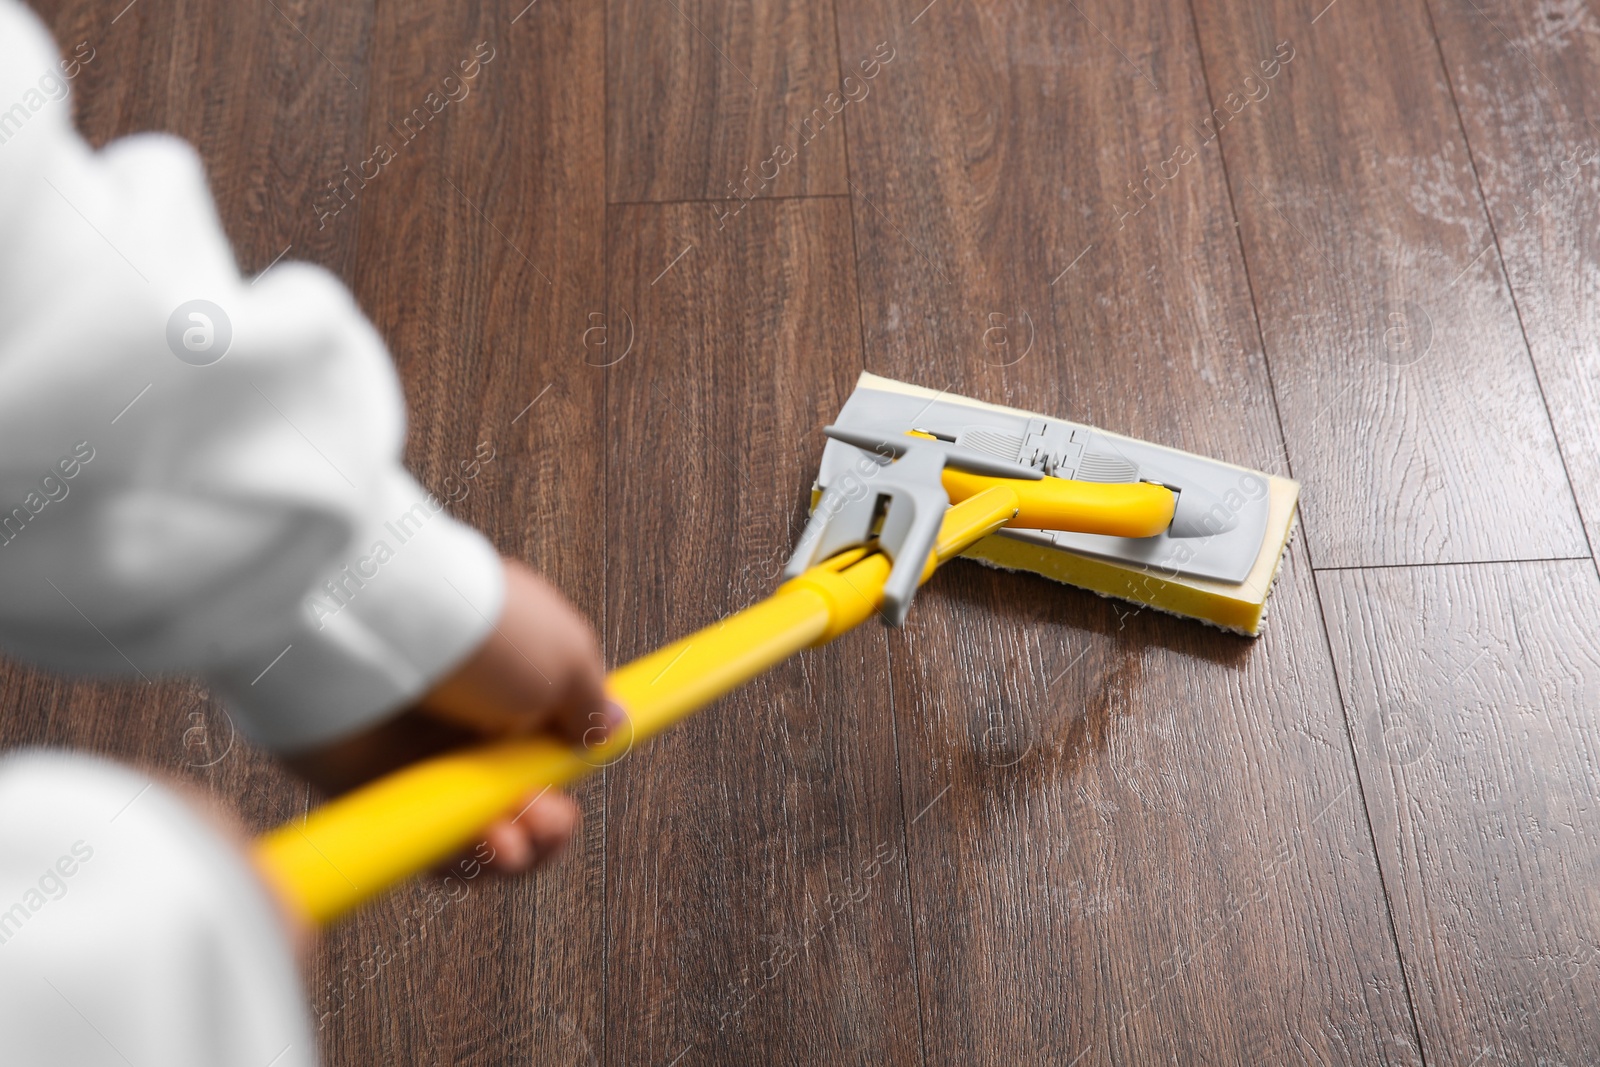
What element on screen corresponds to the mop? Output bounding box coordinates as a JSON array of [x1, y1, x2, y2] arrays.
[[255, 373, 1299, 924]]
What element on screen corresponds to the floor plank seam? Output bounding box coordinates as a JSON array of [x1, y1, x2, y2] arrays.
[[1175, 0, 1300, 493], [607, 193, 852, 209], [1415, 0, 1599, 569], [602, 3, 612, 1061], [1312, 555, 1593, 573], [828, 1, 932, 1060], [1181, 4, 1430, 1056], [1304, 561, 1432, 1067]]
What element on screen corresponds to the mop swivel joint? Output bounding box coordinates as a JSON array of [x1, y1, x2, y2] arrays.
[[782, 425, 1042, 626]]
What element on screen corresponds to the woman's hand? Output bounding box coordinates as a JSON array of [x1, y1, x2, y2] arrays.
[[283, 558, 619, 873]]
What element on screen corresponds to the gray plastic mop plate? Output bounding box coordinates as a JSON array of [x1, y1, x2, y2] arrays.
[[815, 385, 1272, 585]]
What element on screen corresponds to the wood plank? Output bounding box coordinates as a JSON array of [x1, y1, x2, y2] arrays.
[[15, 4, 1600, 1066], [889, 544, 1424, 1065], [36, 0, 375, 274], [1427, 0, 1600, 560], [1319, 561, 1600, 1066], [1188, 0, 1586, 567], [322, 2, 609, 1065], [606, 0, 846, 202], [833, 0, 1420, 1061], [835, 0, 1286, 468], [603, 198, 922, 1064]]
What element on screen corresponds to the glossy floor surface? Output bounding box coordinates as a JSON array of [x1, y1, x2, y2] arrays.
[[16, 0, 1600, 1063]]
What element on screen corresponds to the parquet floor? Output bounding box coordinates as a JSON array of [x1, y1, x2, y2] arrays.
[[16, 0, 1600, 1062]]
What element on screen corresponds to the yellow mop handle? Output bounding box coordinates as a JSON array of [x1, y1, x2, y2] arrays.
[[253, 486, 1026, 924]]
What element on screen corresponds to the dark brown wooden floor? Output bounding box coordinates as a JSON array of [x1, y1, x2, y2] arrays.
[[17, 0, 1600, 1063]]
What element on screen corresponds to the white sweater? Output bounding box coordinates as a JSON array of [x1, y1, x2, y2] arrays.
[[0, 751, 316, 1067], [1, 6, 519, 1062], [0, 4, 505, 752]]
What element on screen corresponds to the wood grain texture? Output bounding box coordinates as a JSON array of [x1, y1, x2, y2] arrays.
[[38, 0, 374, 274], [603, 199, 922, 1065], [833, 0, 1419, 1060], [834, 0, 1284, 469], [1318, 561, 1600, 1067], [1427, 0, 1600, 561], [889, 538, 1422, 1065], [607, 0, 846, 202], [12, 0, 1600, 1063], [1189, 0, 1587, 567], [325, 1, 610, 1064]]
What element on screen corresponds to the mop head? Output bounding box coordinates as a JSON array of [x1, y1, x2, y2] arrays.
[[811, 374, 1299, 636]]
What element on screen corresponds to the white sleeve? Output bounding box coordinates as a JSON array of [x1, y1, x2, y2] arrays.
[[0, 4, 505, 750], [0, 751, 316, 1067]]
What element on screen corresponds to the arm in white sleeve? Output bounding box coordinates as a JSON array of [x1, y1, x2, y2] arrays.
[[0, 751, 316, 1067], [0, 3, 505, 749]]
